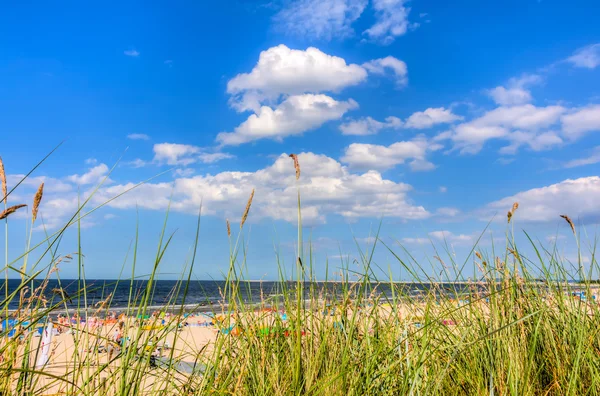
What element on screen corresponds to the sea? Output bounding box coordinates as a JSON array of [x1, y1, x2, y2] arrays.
[[0, 278, 497, 316]]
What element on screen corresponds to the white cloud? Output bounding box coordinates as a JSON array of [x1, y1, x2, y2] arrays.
[[90, 152, 430, 227], [481, 176, 600, 223], [103, 214, 117, 220], [85, 158, 98, 165], [439, 186, 447, 193], [227, 45, 367, 112], [364, 0, 412, 44], [67, 164, 109, 185], [7, 174, 72, 194], [488, 87, 532, 106], [127, 159, 148, 168], [401, 237, 429, 245], [217, 94, 358, 146], [173, 168, 195, 178], [339, 116, 402, 135], [341, 135, 440, 171], [273, 0, 368, 40], [561, 105, 600, 139], [152, 143, 233, 165], [499, 131, 563, 155], [124, 49, 140, 57], [404, 107, 463, 129], [198, 153, 235, 164], [563, 146, 600, 169], [567, 43, 600, 69], [362, 56, 408, 87], [441, 104, 566, 154], [487, 74, 542, 106], [428, 230, 473, 245], [402, 230, 472, 246], [409, 159, 436, 172], [9, 153, 431, 229], [436, 207, 460, 217], [153, 143, 201, 166], [127, 133, 150, 141]]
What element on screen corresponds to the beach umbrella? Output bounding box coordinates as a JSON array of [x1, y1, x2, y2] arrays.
[[36, 321, 53, 368]]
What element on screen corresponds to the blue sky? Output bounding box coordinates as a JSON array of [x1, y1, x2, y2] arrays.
[[1, 0, 600, 280]]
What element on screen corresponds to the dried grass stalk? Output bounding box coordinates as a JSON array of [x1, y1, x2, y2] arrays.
[[226, 219, 231, 237], [507, 201, 519, 223], [240, 189, 254, 229], [511, 202, 519, 213], [0, 156, 6, 204], [560, 214, 576, 235], [289, 154, 300, 180], [475, 251, 482, 260], [32, 182, 44, 223], [0, 204, 27, 220]]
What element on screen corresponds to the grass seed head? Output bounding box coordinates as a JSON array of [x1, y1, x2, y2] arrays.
[[0, 204, 27, 220], [32, 182, 44, 223], [289, 153, 300, 180], [511, 202, 519, 213], [0, 156, 6, 204], [226, 219, 231, 237], [560, 214, 576, 235], [507, 201, 519, 223], [240, 189, 254, 229]]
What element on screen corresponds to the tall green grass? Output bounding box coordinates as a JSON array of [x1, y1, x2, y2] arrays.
[[0, 153, 599, 395]]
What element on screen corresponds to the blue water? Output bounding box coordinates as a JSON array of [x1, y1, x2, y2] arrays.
[[0, 279, 477, 314]]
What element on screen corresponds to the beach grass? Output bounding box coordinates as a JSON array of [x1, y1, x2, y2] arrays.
[[1, 153, 600, 395]]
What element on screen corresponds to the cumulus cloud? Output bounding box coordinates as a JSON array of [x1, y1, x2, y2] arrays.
[[223, 46, 407, 143], [227, 45, 367, 112], [561, 104, 600, 139], [487, 74, 542, 106], [153, 143, 201, 166], [67, 164, 110, 185], [152, 143, 233, 166], [198, 153, 235, 163], [90, 152, 430, 227], [127, 133, 150, 141], [217, 94, 358, 146], [362, 56, 408, 87], [428, 230, 473, 245], [273, 0, 368, 40], [488, 87, 531, 106], [499, 131, 563, 155], [567, 43, 600, 69], [8, 167, 108, 229], [439, 104, 566, 154], [364, 0, 412, 45], [341, 135, 441, 171], [481, 176, 600, 223], [339, 116, 402, 135], [404, 107, 463, 129], [7, 174, 72, 194]]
